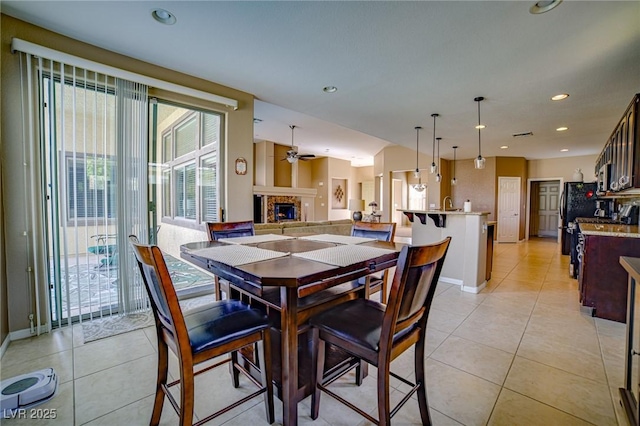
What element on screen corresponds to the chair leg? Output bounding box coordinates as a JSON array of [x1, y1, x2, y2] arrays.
[[415, 336, 432, 425], [230, 350, 241, 388], [214, 276, 222, 301], [377, 360, 392, 426], [310, 329, 325, 420], [381, 271, 389, 304], [179, 358, 195, 426], [257, 329, 275, 424], [151, 340, 169, 426], [355, 360, 368, 386]]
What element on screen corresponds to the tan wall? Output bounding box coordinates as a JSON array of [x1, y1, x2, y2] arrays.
[[377, 145, 439, 221], [297, 159, 312, 188], [274, 144, 293, 187], [311, 158, 329, 221], [451, 158, 497, 221], [328, 158, 353, 221], [497, 157, 528, 239], [1, 14, 255, 333], [528, 155, 598, 183]]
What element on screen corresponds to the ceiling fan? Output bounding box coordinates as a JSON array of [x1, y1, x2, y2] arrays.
[[283, 125, 315, 163]]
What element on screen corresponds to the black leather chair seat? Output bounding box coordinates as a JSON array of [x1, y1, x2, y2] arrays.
[[309, 299, 390, 353], [185, 300, 270, 354]]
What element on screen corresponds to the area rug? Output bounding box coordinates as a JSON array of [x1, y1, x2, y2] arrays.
[[81, 291, 217, 343]]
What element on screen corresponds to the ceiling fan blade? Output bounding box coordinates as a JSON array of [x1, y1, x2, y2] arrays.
[[298, 154, 315, 159]]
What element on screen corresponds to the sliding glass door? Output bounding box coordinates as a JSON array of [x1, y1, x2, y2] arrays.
[[38, 64, 149, 327]]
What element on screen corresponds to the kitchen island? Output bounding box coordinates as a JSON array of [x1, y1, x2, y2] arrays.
[[578, 223, 640, 322], [400, 210, 490, 293]]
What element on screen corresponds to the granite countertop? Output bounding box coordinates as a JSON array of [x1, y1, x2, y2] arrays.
[[579, 223, 640, 238], [399, 209, 490, 216]]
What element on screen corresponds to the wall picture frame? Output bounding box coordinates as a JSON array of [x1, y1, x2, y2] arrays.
[[235, 157, 247, 175]]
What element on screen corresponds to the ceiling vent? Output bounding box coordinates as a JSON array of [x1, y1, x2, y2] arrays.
[[512, 131, 534, 138]]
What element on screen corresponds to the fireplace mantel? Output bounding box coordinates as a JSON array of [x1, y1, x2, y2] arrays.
[[253, 186, 317, 197]]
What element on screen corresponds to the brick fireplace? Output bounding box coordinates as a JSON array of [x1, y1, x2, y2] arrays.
[[266, 195, 301, 222]]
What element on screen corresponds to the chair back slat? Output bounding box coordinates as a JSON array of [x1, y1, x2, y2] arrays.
[[381, 237, 451, 345], [351, 221, 396, 242], [206, 221, 255, 241]]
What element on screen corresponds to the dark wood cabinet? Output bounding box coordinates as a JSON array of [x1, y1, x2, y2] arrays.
[[595, 94, 639, 193], [579, 234, 640, 322]]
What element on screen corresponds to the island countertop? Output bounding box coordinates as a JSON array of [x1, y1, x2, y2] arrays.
[[399, 209, 490, 216], [579, 223, 640, 238]]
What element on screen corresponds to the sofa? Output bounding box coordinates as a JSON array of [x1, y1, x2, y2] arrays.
[[254, 219, 353, 236]]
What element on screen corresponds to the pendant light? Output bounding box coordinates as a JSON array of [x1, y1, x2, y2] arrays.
[[430, 113, 439, 174], [474, 96, 486, 169], [435, 137, 442, 182], [412, 126, 426, 192], [451, 145, 458, 185]]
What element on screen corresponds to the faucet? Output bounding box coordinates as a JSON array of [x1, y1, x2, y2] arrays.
[[442, 196, 453, 211]]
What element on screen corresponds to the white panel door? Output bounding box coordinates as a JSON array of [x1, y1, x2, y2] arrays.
[[538, 181, 559, 237], [498, 177, 521, 243]]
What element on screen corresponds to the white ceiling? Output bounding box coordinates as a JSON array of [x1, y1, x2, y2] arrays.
[[4, 1, 640, 167]]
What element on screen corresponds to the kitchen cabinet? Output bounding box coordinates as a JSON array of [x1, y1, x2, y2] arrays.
[[620, 256, 640, 426], [578, 230, 640, 322], [596, 94, 639, 193]]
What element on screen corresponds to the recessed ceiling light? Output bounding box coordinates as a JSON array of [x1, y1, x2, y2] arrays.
[[551, 93, 569, 101], [500, 145, 509, 149], [530, 0, 562, 14], [323, 86, 338, 93], [151, 8, 177, 25], [556, 126, 568, 131], [560, 148, 569, 152], [475, 124, 486, 130]]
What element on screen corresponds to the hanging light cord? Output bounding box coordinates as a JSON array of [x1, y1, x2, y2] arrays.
[[477, 100, 482, 157], [453, 146, 457, 177], [431, 114, 437, 165], [415, 126, 420, 171]]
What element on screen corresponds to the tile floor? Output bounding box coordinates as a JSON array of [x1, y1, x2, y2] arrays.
[[0, 237, 631, 425]]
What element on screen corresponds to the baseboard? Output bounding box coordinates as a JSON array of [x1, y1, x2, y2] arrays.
[[9, 325, 49, 341], [463, 280, 487, 294], [439, 276, 463, 286], [0, 334, 10, 359]]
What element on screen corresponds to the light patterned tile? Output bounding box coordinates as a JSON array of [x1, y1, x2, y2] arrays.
[[73, 329, 155, 377], [488, 388, 592, 426], [431, 335, 514, 385], [74, 354, 157, 424], [83, 394, 180, 426], [424, 358, 501, 426], [504, 357, 616, 426]]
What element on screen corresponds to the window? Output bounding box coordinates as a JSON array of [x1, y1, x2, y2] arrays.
[[156, 103, 222, 226], [66, 156, 116, 221]]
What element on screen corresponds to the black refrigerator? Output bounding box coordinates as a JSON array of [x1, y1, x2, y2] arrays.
[[560, 181, 598, 255]]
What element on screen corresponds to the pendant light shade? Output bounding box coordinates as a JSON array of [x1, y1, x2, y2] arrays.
[[474, 97, 486, 169], [435, 137, 442, 182], [412, 126, 426, 192], [430, 113, 439, 174], [452, 145, 458, 185]]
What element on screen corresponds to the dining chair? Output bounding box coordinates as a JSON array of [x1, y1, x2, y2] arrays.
[[206, 220, 256, 300], [129, 235, 274, 426], [351, 221, 397, 304], [309, 237, 451, 426]]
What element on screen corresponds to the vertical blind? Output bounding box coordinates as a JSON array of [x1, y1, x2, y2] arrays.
[[16, 50, 149, 330]]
